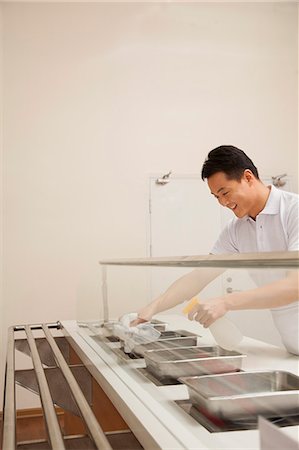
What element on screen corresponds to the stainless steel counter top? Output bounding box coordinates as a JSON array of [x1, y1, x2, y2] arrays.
[[61, 315, 299, 450]]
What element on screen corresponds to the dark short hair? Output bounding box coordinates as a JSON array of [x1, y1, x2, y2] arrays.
[[201, 145, 259, 181]]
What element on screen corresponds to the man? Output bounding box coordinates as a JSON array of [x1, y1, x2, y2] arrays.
[[133, 146, 299, 354]]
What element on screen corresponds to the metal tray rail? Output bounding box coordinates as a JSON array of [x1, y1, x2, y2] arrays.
[[1, 322, 113, 450], [25, 325, 65, 449]]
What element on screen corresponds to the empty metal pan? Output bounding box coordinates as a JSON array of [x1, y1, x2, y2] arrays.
[[179, 370, 299, 420], [150, 320, 168, 332], [144, 346, 246, 380], [158, 329, 199, 339], [133, 335, 200, 357]]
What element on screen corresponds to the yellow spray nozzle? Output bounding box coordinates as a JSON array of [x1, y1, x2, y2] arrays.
[[182, 297, 199, 315]]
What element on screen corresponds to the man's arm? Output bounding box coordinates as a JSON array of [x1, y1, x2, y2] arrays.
[[133, 267, 224, 324], [188, 271, 299, 328]]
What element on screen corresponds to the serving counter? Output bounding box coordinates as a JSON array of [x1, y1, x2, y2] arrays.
[[61, 314, 299, 450]]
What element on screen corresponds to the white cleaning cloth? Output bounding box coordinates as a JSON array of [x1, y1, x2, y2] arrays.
[[113, 313, 161, 353]]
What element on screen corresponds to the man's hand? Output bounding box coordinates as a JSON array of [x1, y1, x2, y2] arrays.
[[187, 297, 228, 328], [129, 317, 148, 327]]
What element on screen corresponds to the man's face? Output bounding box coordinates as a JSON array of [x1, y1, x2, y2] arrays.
[[207, 171, 255, 218]]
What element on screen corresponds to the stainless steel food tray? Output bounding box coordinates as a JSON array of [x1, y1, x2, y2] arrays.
[[159, 329, 196, 339], [179, 370, 299, 420], [144, 346, 246, 380], [134, 335, 199, 357], [150, 320, 168, 332]]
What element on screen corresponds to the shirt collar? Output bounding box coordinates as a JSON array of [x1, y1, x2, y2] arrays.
[[259, 185, 280, 215], [244, 185, 280, 222]]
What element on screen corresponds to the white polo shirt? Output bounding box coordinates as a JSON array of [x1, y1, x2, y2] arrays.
[[211, 185, 299, 354]]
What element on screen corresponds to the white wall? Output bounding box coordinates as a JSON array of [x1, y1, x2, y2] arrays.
[[0, 3, 4, 404], [1, 2, 298, 407]]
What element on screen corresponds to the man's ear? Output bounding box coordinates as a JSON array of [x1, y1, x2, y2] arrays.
[[243, 169, 255, 184]]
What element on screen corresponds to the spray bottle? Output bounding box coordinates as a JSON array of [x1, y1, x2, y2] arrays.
[[183, 298, 243, 350]]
